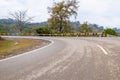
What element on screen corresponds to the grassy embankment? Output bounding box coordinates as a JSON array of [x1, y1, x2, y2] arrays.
[[0, 38, 47, 59]]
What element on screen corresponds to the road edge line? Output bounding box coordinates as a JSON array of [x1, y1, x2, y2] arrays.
[[0, 38, 54, 62]]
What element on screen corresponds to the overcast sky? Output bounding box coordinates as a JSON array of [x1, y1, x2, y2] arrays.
[[0, 0, 120, 28]]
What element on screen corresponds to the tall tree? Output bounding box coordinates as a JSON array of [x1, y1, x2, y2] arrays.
[[9, 11, 33, 32], [80, 22, 93, 33], [48, 0, 78, 32]]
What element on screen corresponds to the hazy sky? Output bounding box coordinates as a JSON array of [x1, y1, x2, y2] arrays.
[[0, 0, 120, 28]]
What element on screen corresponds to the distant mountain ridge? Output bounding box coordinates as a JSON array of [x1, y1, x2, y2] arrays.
[[0, 19, 16, 26], [0, 18, 119, 32], [0, 18, 48, 27]]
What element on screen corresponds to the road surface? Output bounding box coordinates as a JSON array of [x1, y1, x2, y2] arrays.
[[0, 36, 120, 80]]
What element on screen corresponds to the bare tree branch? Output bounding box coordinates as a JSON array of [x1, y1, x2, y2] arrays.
[[9, 10, 33, 32]]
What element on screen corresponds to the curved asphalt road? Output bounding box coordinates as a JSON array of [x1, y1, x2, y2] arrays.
[[0, 36, 120, 80]]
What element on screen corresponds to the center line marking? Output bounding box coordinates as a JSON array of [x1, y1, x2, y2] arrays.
[[97, 44, 108, 55]]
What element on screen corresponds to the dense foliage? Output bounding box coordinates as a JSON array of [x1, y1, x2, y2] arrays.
[[103, 28, 118, 36], [48, 0, 78, 32], [36, 26, 51, 34]]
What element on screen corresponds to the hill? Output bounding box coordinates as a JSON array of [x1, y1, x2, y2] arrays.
[[0, 18, 119, 33]]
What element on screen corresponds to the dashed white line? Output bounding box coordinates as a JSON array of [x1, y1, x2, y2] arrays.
[[97, 44, 108, 55]]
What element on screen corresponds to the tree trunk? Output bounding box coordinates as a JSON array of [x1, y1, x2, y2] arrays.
[[59, 17, 63, 32]]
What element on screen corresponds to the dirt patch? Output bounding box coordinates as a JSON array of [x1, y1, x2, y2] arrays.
[[0, 38, 50, 60]]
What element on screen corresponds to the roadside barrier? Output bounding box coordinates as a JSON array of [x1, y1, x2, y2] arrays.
[[0, 32, 108, 37]]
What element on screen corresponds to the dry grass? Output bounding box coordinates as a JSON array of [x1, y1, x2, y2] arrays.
[[0, 38, 49, 59], [0, 39, 15, 51]]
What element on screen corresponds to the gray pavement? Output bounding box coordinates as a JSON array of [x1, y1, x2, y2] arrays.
[[0, 36, 120, 80]]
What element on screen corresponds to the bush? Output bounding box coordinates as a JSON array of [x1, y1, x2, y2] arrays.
[[103, 28, 118, 36], [0, 28, 8, 36], [36, 26, 51, 35]]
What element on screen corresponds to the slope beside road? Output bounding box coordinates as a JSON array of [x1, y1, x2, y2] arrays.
[[0, 36, 120, 80]]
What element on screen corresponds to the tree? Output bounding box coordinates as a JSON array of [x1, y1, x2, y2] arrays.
[[9, 11, 33, 32], [10, 25, 19, 33], [48, 0, 78, 33], [103, 28, 118, 36], [80, 22, 93, 33]]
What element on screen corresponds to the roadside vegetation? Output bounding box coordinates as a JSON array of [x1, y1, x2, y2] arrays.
[[0, 38, 48, 59], [103, 28, 118, 36], [0, 39, 14, 50], [0, 0, 119, 37], [1, 0, 119, 60], [36, 26, 51, 34], [48, 0, 78, 33], [0, 0, 119, 61]]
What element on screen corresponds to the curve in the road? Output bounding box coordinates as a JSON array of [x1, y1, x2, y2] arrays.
[[0, 36, 54, 62], [0, 36, 120, 80]]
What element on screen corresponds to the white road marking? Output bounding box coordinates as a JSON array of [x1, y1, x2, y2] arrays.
[[0, 38, 54, 62], [97, 44, 108, 55]]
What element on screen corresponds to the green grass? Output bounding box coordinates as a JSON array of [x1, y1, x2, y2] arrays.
[[0, 39, 15, 52], [0, 38, 45, 59]]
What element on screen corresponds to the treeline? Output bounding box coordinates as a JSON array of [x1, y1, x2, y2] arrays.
[[0, 0, 119, 37]]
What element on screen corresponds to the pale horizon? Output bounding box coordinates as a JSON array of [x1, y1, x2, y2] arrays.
[[0, 0, 120, 28]]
